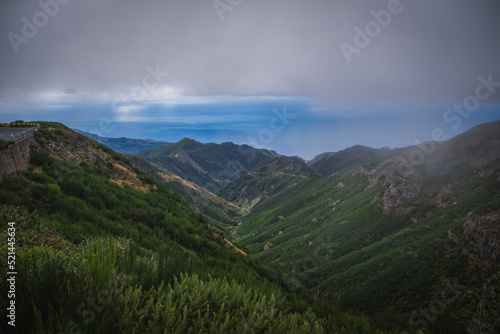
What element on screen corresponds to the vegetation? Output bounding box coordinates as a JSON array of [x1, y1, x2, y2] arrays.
[[219, 156, 320, 207], [0, 123, 402, 333], [1, 205, 339, 333], [138, 138, 279, 193], [127, 154, 242, 235], [218, 122, 500, 333], [3, 121, 498, 333], [310, 145, 405, 178], [0, 140, 14, 150]]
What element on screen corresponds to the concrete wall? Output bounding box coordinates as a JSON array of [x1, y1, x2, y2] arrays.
[[0, 134, 34, 183]]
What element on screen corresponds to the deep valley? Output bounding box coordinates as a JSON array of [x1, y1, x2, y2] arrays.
[[1, 121, 499, 333]]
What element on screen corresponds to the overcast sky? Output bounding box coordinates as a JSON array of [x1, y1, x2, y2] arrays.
[[1, 0, 499, 158]]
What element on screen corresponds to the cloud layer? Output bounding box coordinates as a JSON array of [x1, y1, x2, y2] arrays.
[[1, 0, 499, 102]]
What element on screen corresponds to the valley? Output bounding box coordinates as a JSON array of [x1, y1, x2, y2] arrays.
[[2, 1, 498, 333], [224, 122, 500, 331], [0, 121, 499, 333], [130, 121, 500, 332]]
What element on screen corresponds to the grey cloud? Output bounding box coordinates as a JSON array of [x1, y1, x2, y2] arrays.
[[1, 0, 499, 102]]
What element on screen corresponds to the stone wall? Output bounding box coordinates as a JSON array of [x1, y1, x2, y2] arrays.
[[0, 134, 34, 183]]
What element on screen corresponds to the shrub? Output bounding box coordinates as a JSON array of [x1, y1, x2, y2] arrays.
[[0, 140, 14, 150], [30, 150, 51, 166]]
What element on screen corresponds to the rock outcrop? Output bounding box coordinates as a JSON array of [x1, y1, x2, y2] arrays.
[[0, 135, 35, 183], [462, 211, 500, 264]]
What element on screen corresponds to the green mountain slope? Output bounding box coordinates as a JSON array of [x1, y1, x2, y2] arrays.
[[307, 151, 336, 166], [233, 121, 500, 333], [219, 156, 321, 209], [310, 145, 405, 178], [137, 138, 279, 193], [127, 154, 243, 236], [0, 122, 392, 334]]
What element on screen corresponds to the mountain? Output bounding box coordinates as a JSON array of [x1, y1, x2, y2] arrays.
[[137, 138, 280, 193], [74, 129, 169, 154], [307, 151, 336, 166], [1, 122, 388, 334], [368, 121, 500, 216], [219, 156, 321, 209], [126, 154, 242, 236], [8, 121, 499, 333], [230, 121, 500, 333], [310, 145, 405, 178]]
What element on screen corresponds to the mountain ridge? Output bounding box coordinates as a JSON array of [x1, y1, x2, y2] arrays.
[[219, 156, 321, 208], [3, 121, 383, 333], [137, 138, 280, 193], [227, 120, 500, 332], [2, 121, 499, 333], [74, 129, 170, 154]]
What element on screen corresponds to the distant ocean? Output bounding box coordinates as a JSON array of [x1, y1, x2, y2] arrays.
[[1, 97, 499, 160]]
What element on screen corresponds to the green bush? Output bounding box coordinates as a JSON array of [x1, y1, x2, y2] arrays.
[[30, 150, 51, 166], [0, 140, 14, 150]]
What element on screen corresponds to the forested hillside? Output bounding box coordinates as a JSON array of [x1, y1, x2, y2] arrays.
[[221, 121, 500, 333], [137, 138, 279, 193], [12, 121, 499, 333], [219, 156, 320, 209], [126, 154, 242, 235], [309, 145, 405, 178], [0, 123, 396, 334]]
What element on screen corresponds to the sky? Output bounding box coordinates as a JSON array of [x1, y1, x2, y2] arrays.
[[1, 0, 499, 159]]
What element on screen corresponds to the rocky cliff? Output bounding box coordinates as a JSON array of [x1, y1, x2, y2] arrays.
[[0, 135, 35, 183]]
